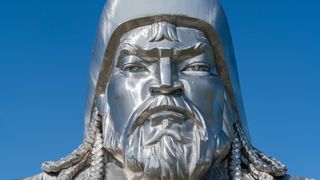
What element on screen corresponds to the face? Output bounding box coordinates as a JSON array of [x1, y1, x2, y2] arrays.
[[102, 23, 230, 178]]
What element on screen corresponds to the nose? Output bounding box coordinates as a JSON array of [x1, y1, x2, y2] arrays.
[[159, 57, 172, 87], [149, 57, 184, 95]]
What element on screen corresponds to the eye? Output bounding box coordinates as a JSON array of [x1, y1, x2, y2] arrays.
[[122, 63, 148, 73], [182, 63, 210, 72]]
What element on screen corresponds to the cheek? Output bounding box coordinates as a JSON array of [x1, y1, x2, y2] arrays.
[[180, 76, 225, 127], [107, 73, 153, 131]]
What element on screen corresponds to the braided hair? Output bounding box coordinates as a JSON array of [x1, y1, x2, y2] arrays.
[[229, 122, 287, 180], [41, 107, 105, 180]]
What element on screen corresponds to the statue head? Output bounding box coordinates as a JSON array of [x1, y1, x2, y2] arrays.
[[100, 22, 232, 178], [81, 1, 251, 177], [41, 0, 288, 179]]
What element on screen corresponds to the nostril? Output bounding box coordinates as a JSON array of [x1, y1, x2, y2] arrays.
[[149, 85, 184, 95], [149, 87, 161, 95], [175, 86, 184, 95]]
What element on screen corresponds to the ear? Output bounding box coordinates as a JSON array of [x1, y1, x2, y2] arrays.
[[96, 94, 105, 116], [222, 91, 236, 139]]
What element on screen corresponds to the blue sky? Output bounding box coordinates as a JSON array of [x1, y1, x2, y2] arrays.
[[0, 0, 319, 179]]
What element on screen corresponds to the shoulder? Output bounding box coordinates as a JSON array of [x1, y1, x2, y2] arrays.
[[281, 175, 315, 180], [21, 167, 91, 180], [21, 172, 57, 180]]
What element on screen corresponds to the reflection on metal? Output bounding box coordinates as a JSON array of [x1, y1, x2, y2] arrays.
[[25, 0, 311, 179]]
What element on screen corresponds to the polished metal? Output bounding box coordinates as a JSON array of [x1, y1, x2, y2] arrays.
[[24, 0, 312, 179], [101, 25, 231, 179]]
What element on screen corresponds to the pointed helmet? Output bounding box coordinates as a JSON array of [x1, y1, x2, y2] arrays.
[[84, 0, 250, 138]]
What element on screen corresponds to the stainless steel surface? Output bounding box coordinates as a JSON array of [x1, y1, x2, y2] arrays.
[[101, 24, 231, 179], [24, 0, 312, 179], [83, 0, 251, 139]]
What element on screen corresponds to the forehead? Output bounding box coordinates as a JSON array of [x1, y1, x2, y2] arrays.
[[119, 24, 210, 50]]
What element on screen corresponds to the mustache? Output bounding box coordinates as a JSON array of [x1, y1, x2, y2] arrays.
[[124, 95, 206, 137]]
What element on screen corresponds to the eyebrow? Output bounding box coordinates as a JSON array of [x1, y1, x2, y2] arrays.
[[118, 42, 210, 62]]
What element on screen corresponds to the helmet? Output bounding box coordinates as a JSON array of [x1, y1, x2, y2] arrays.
[[84, 0, 250, 138]]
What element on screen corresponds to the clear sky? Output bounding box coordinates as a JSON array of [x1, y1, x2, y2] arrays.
[[0, 0, 319, 179]]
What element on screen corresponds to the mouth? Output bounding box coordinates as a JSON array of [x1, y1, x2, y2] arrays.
[[128, 105, 197, 135], [144, 128, 191, 146], [128, 106, 197, 147], [144, 109, 192, 146], [148, 110, 186, 126]]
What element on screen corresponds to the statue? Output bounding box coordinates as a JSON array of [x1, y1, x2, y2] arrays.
[[25, 0, 310, 179]]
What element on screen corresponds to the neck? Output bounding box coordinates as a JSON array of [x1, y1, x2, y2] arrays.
[[104, 161, 231, 180]]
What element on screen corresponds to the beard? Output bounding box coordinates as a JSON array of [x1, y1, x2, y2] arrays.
[[103, 95, 230, 179]]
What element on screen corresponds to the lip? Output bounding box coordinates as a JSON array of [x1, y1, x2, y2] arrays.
[[148, 110, 186, 126]]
